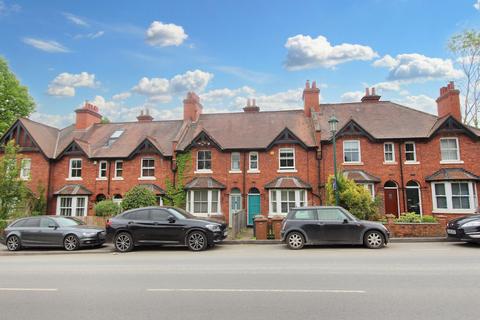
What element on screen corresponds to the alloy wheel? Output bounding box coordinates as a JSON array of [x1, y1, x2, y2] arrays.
[[188, 232, 206, 251], [64, 235, 79, 251], [6, 235, 20, 251], [287, 232, 304, 250], [365, 231, 384, 249], [115, 233, 133, 252]]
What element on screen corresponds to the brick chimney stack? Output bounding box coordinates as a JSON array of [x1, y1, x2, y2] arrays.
[[436, 81, 461, 121], [243, 98, 260, 113], [303, 80, 320, 117], [361, 87, 381, 103], [75, 101, 102, 130], [183, 92, 203, 122], [137, 108, 154, 122]]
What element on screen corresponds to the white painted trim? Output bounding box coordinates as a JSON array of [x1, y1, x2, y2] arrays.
[[406, 183, 423, 216], [277, 169, 298, 173], [56, 196, 88, 217], [404, 141, 417, 162], [431, 181, 476, 213], [114, 160, 123, 179], [247, 169, 261, 174], [20, 158, 31, 180], [268, 189, 307, 215], [140, 157, 155, 178], [440, 137, 461, 162], [440, 160, 464, 164], [278, 147, 295, 171], [249, 151, 259, 171], [383, 142, 395, 163], [66, 177, 83, 181], [112, 177, 124, 181], [229, 170, 242, 174], [404, 161, 420, 165], [98, 160, 108, 179], [343, 140, 361, 164], [342, 162, 364, 166], [196, 150, 212, 171], [138, 177, 156, 181], [68, 158, 82, 179], [194, 169, 213, 174], [231, 152, 241, 171]]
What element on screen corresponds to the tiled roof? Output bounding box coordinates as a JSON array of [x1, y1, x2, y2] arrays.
[[425, 168, 480, 181], [264, 176, 312, 189], [184, 177, 226, 190], [343, 170, 381, 183], [53, 184, 93, 195], [138, 184, 166, 195]]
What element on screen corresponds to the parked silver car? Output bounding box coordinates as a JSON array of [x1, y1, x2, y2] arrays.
[[1, 216, 105, 251]]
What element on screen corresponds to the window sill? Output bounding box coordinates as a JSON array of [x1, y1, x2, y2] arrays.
[[247, 170, 261, 174], [229, 170, 242, 174], [66, 177, 83, 181], [112, 177, 124, 181], [277, 169, 297, 173], [342, 162, 364, 166], [138, 177, 156, 181], [440, 160, 464, 164], [433, 209, 475, 214], [20, 177, 30, 181], [194, 170, 213, 174], [383, 162, 398, 165], [404, 161, 420, 165], [96, 178, 107, 181]]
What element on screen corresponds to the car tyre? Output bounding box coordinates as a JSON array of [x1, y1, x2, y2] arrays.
[[187, 231, 207, 251], [64, 234, 80, 251], [364, 230, 385, 249], [6, 235, 21, 251], [286, 231, 305, 250], [114, 232, 134, 252]]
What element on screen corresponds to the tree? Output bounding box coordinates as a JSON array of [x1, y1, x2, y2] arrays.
[[325, 173, 380, 220], [101, 116, 110, 124], [448, 30, 480, 127], [94, 199, 120, 217], [121, 185, 157, 211], [0, 56, 35, 136], [0, 140, 29, 220]]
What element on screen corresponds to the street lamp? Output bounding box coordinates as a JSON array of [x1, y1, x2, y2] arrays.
[[328, 115, 340, 206]]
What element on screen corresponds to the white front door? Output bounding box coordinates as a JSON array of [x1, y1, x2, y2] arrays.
[[229, 194, 242, 227]]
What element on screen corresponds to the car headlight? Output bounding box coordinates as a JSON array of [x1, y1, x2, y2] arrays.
[[82, 232, 97, 237], [461, 221, 480, 228], [205, 224, 221, 232]]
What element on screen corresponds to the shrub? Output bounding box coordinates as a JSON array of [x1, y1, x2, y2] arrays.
[[325, 173, 380, 220], [121, 186, 157, 211], [395, 212, 422, 223], [421, 215, 437, 223], [0, 219, 8, 231], [94, 200, 120, 217]]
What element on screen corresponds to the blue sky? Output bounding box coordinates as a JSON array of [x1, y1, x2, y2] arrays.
[[0, 0, 479, 127]]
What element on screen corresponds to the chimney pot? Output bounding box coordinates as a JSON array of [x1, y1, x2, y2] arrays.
[[306, 80, 310, 89], [436, 81, 461, 121], [75, 101, 102, 129]]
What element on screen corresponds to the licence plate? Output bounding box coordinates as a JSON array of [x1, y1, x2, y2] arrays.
[[447, 229, 456, 235]]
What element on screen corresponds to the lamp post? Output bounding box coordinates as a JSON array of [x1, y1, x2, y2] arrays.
[[328, 115, 340, 206]]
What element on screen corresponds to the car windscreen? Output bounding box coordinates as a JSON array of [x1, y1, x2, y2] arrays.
[[55, 217, 84, 227]]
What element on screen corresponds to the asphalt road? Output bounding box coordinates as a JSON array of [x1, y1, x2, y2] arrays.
[[0, 242, 479, 320]]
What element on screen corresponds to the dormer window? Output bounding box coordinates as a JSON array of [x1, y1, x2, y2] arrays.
[[107, 130, 124, 146]]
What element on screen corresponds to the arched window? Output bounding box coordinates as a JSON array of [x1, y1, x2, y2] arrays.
[[248, 187, 260, 194], [406, 180, 422, 215], [231, 188, 241, 194], [112, 194, 122, 205], [95, 194, 106, 202], [406, 180, 419, 187], [384, 181, 397, 188]]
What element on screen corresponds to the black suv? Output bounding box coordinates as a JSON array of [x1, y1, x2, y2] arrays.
[[106, 206, 227, 252], [281, 206, 389, 249]]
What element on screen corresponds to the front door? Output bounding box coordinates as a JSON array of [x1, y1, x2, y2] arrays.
[[384, 188, 399, 216], [247, 194, 261, 226], [406, 188, 421, 214], [229, 194, 242, 227]]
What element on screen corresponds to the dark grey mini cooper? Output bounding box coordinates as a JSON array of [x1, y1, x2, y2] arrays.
[[1, 216, 106, 251]]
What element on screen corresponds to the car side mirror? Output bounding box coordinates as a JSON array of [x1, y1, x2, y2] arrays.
[[343, 219, 349, 224], [168, 216, 176, 223], [48, 225, 58, 229]]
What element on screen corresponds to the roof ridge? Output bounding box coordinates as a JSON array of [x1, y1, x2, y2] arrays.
[[199, 109, 304, 116]]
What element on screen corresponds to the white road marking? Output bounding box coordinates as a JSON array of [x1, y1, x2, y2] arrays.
[[147, 288, 365, 293], [0, 288, 58, 292]]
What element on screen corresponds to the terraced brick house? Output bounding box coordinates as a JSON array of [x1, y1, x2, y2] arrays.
[[1, 81, 479, 224]]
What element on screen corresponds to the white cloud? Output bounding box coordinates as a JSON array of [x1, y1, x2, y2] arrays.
[[214, 66, 271, 83], [0, 1, 20, 16], [29, 112, 75, 128], [112, 92, 131, 101], [474, 0, 480, 10], [132, 69, 213, 102], [373, 53, 463, 81], [74, 31, 104, 40], [145, 21, 188, 47], [372, 81, 402, 92], [63, 12, 89, 27], [47, 72, 96, 97], [341, 91, 364, 103], [22, 38, 69, 53], [284, 34, 378, 70], [200, 86, 255, 102], [394, 94, 437, 114]]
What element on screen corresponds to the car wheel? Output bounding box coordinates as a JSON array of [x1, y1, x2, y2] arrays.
[[6, 235, 21, 251], [364, 230, 385, 249], [64, 234, 80, 251], [114, 232, 133, 252], [187, 231, 207, 251], [286, 232, 305, 250]]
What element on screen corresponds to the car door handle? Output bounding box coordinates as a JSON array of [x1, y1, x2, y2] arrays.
[[317, 222, 325, 225], [128, 221, 134, 225]]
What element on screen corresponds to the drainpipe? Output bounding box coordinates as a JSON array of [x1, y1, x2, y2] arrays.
[[107, 159, 112, 197], [46, 159, 54, 214], [398, 142, 406, 214], [242, 151, 247, 210]]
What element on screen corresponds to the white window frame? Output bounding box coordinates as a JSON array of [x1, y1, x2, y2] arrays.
[[56, 196, 88, 217], [140, 157, 155, 179], [20, 158, 31, 180], [404, 142, 418, 164], [343, 140, 362, 164], [68, 158, 82, 180], [248, 151, 260, 173], [230, 152, 241, 172], [278, 148, 296, 172], [360, 183, 375, 199], [383, 142, 395, 164], [195, 150, 212, 173], [98, 160, 108, 179], [440, 137, 462, 163], [186, 189, 221, 217], [114, 160, 123, 179], [268, 189, 307, 216], [431, 181, 477, 214]]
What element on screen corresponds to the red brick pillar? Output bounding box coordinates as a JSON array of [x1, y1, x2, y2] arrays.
[[271, 216, 285, 240], [254, 215, 268, 240], [435, 215, 447, 227]]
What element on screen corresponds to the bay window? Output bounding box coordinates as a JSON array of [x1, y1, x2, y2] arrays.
[[269, 189, 307, 215], [432, 181, 478, 213], [56, 196, 88, 217], [186, 189, 221, 216]]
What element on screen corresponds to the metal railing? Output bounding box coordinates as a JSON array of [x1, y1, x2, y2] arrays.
[[231, 209, 247, 239]]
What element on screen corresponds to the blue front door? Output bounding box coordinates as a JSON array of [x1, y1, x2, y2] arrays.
[[247, 194, 261, 225]]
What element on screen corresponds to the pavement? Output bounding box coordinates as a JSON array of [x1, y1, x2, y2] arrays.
[[1, 242, 479, 320]]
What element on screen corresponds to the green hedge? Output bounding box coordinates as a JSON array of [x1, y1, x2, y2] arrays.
[[395, 212, 437, 223], [94, 200, 120, 217]]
